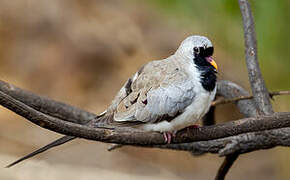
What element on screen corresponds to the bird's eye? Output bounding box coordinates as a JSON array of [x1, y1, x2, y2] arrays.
[[193, 47, 199, 54]]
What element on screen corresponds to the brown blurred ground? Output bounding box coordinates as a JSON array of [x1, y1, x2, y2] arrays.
[[0, 0, 289, 179]]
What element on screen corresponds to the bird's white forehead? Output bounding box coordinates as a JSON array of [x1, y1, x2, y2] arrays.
[[181, 35, 213, 48], [175, 35, 213, 57]]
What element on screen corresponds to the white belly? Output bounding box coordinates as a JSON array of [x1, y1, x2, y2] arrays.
[[141, 87, 216, 132]]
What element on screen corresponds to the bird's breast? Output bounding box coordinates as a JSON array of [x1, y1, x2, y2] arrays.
[[169, 87, 215, 129], [141, 85, 216, 133]]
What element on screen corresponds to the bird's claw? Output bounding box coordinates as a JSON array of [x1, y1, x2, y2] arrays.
[[163, 131, 177, 144]]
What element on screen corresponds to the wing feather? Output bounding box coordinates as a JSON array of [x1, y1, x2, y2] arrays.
[[112, 58, 196, 124]]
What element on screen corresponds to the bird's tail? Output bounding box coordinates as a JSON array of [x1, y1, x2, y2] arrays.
[[5, 113, 112, 168], [5, 136, 76, 168]]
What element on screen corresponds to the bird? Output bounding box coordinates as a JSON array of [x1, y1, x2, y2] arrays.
[[6, 35, 218, 167]]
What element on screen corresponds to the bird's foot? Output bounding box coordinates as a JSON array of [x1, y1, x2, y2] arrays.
[[163, 132, 172, 144], [163, 131, 177, 144]]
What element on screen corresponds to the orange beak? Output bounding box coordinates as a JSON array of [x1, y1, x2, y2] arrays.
[[206, 56, 218, 71]]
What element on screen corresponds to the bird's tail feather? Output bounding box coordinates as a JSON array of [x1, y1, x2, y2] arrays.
[[6, 136, 76, 168], [6, 113, 115, 168]]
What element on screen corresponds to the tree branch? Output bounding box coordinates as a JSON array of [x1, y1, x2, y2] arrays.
[[0, 78, 289, 180], [1, 80, 288, 150], [238, 0, 273, 115], [1, 87, 289, 146], [208, 80, 259, 179], [215, 153, 239, 180], [0, 79, 258, 142], [154, 126, 290, 156], [0, 80, 97, 124], [3, 80, 255, 167], [214, 1, 276, 178]]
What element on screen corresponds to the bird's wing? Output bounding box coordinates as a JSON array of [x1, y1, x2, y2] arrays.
[[111, 58, 196, 124]]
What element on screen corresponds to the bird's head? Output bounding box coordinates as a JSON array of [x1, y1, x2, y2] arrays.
[[175, 35, 218, 71]]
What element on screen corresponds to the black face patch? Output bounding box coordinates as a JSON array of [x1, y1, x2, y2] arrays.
[[193, 47, 217, 92], [195, 47, 214, 58], [201, 47, 214, 57]]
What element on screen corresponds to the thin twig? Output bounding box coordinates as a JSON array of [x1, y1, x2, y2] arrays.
[[107, 144, 123, 151], [270, 91, 290, 97], [212, 90, 290, 106]]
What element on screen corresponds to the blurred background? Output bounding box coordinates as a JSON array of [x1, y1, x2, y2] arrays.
[[0, 0, 289, 179]]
